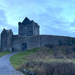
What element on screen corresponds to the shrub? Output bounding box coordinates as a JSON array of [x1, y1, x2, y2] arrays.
[[69, 53, 75, 58], [64, 38, 72, 46], [72, 43, 75, 52], [64, 46, 71, 55], [44, 44, 53, 49], [58, 39, 63, 46], [53, 45, 58, 56], [18, 61, 75, 75], [71, 38, 75, 44]]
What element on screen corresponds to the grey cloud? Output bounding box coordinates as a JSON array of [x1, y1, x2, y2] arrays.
[[0, 9, 6, 20], [0, 8, 17, 34], [0, 0, 74, 36], [23, 5, 73, 36], [0, 5, 3, 9], [47, 6, 63, 16], [32, 6, 73, 36], [0, 9, 7, 27], [41, 25, 74, 37], [6, 25, 18, 34], [35, 6, 63, 22], [70, 19, 75, 27], [36, 7, 69, 29]]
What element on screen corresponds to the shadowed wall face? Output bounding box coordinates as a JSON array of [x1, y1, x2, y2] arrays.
[[1, 29, 7, 51], [12, 35, 75, 51], [1, 17, 75, 51], [18, 23, 33, 36], [18, 17, 39, 36], [12, 35, 40, 51], [1, 29, 13, 51], [22, 43, 27, 51]]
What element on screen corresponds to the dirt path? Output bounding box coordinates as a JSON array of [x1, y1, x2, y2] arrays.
[[0, 52, 24, 75]]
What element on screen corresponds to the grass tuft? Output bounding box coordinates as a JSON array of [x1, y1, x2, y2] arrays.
[[0, 51, 10, 57]]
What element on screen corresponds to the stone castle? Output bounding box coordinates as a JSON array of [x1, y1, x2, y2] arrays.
[[1, 17, 75, 51]]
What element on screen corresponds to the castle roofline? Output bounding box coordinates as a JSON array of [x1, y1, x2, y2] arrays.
[[1, 28, 13, 34], [22, 17, 30, 24]]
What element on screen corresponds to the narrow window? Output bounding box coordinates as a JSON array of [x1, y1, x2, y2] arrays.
[[25, 27, 26, 29], [34, 26, 35, 30], [25, 34, 26, 36]]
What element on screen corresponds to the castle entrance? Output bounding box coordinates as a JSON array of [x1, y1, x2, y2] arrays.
[[22, 43, 27, 51]]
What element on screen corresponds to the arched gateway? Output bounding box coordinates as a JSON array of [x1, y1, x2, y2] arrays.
[[22, 43, 27, 51]]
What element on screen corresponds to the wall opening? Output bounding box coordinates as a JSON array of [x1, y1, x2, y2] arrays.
[[25, 27, 26, 29], [25, 34, 26, 36], [22, 43, 27, 51]]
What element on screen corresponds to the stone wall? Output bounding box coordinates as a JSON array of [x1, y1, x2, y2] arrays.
[[1, 29, 7, 51], [1, 29, 13, 51], [33, 23, 39, 35], [12, 35, 40, 51], [12, 35, 75, 51], [18, 23, 33, 36], [7, 30, 13, 50], [18, 17, 39, 36], [40, 35, 75, 47], [2, 17, 75, 52]]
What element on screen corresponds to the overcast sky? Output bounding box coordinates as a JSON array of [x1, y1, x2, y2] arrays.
[[0, 0, 75, 37]]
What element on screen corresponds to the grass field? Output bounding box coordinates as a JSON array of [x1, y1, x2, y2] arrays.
[[10, 48, 40, 69], [10, 45, 75, 75], [10, 47, 75, 70], [0, 51, 10, 57]]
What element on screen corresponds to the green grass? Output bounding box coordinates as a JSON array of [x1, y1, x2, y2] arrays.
[[10, 48, 40, 69], [10, 47, 75, 70], [33, 59, 73, 63], [0, 51, 10, 57]]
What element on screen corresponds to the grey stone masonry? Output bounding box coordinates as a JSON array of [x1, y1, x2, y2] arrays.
[[1, 28, 13, 51], [1, 17, 75, 51], [18, 17, 39, 36]]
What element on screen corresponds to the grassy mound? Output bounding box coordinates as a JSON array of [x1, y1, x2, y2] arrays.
[[10, 48, 40, 69], [18, 61, 75, 75], [10, 45, 75, 74]]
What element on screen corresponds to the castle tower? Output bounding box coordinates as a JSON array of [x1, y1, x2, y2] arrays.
[[1, 28, 13, 51], [18, 17, 39, 36]]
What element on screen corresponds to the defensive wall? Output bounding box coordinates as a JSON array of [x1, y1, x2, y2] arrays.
[[1, 17, 75, 51], [12, 35, 75, 51]]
